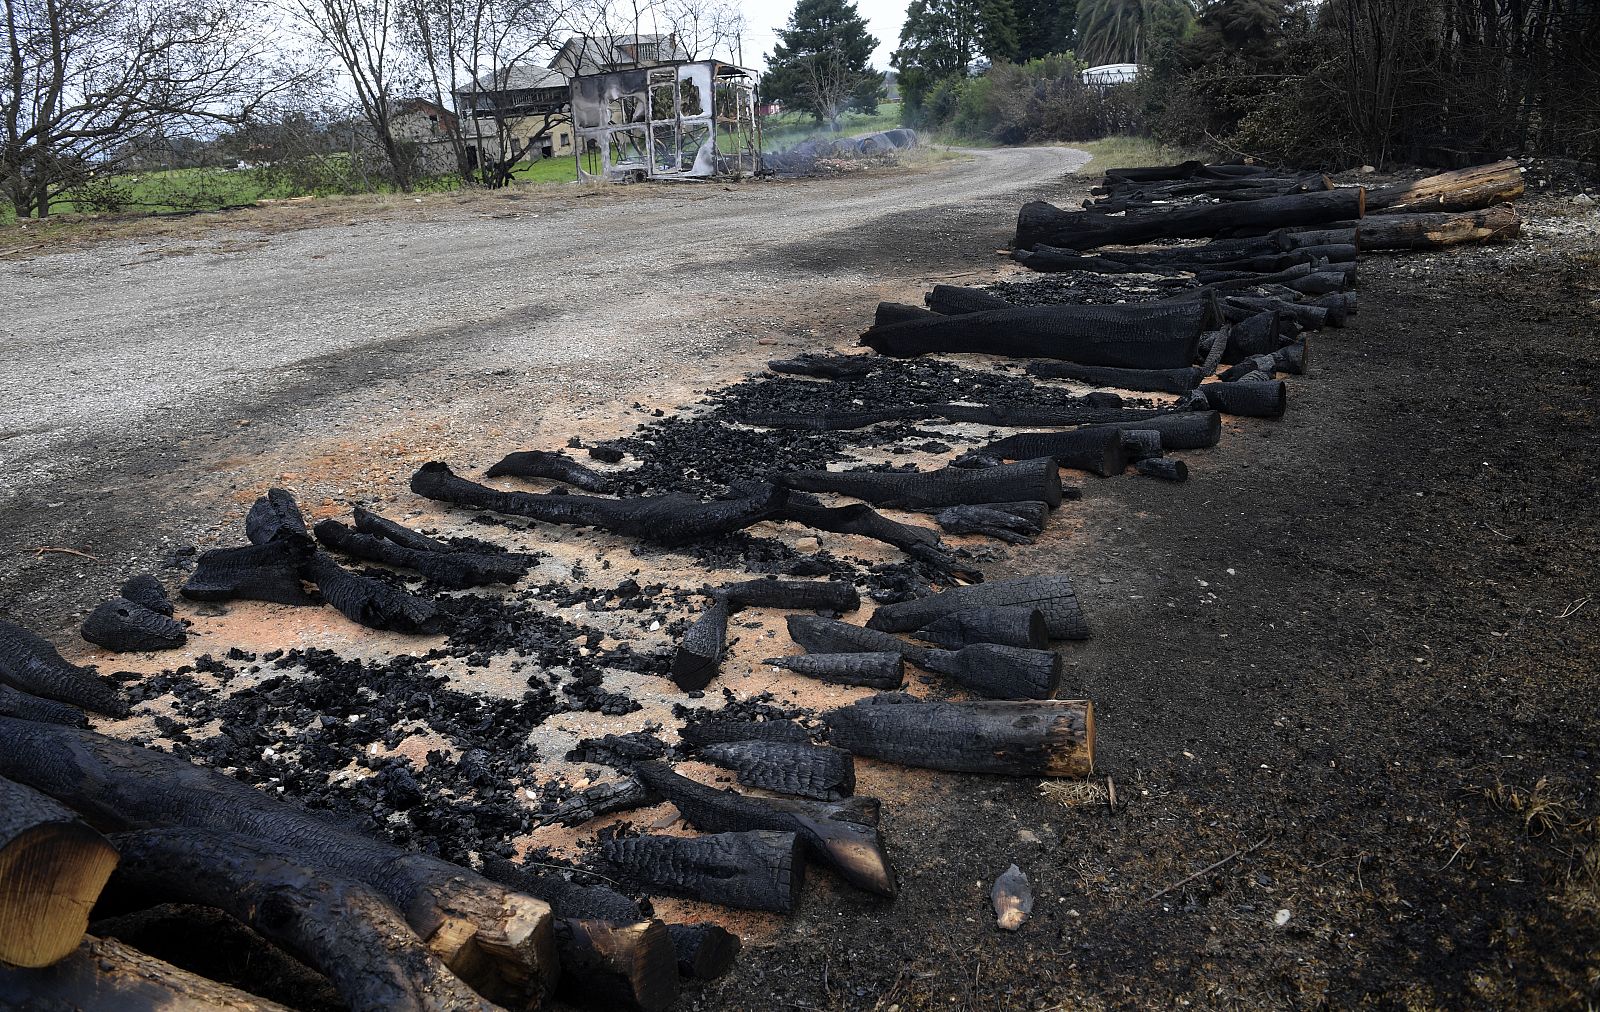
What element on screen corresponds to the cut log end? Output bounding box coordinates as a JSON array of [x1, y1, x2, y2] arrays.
[[0, 822, 120, 968], [667, 922, 741, 980], [423, 884, 559, 1008], [556, 918, 679, 1012], [1046, 702, 1096, 778]]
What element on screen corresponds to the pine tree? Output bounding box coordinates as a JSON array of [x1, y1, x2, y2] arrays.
[[763, 0, 881, 129]]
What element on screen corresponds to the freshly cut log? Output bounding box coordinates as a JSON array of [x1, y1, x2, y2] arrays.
[[922, 643, 1062, 699], [0, 776, 119, 968], [763, 651, 906, 689], [916, 607, 1047, 650], [632, 762, 894, 897], [0, 935, 292, 1010], [412, 462, 784, 547], [304, 552, 445, 634], [107, 828, 493, 1012], [767, 354, 877, 380], [671, 600, 729, 691], [245, 488, 311, 546], [80, 597, 187, 652], [698, 740, 856, 800], [866, 573, 1088, 640], [353, 506, 455, 552], [486, 450, 618, 493], [781, 457, 1062, 510], [542, 777, 659, 827], [1014, 189, 1365, 251], [1354, 203, 1522, 251], [181, 539, 316, 607], [933, 504, 1041, 544], [1136, 458, 1189, 481], [786, 614, 932, 666], [860, 301, 1208, 369], [1200, 380, 1287, 418], [314, 520, 528, 588], [1120, 429, 1164, 461], [716, 578, 860, 613], [0, 618, 128, 717], [1365, 159, 1523, 214], [777, 494, 960, 575], [0, 719, 557, 1008], [1026, 360, 1203, 394], [601, 831, 804, 913], [667, 923, 740, 980], [553, 918, 678, 1012], [119, 574, 173, 616], [678, 718, 812, 748], [822, 694, 1095, 777], [0, 683, 87, 726], [924, 284, 1012, 315]]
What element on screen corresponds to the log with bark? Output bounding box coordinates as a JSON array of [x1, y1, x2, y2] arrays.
[[0, 718, 557, 1007], [922, 642, 1062, 699], [314, 520, 529, 588], [552, 918, 678, 1012], [667, 923, 740, 980], [860, 301, 1209, 369], [915, 607, 1048, 650], [1026, 360, 1204, 394], [670, 599, 729, 691], [1014, 188, 1366, 251], [785, 615, 933, 666], [1353, 203, 1522, 251], [80, 597, 187, 652], [0, 775, 120, 968], [632, 762, 895, 897], [763, 651, 906, 689], [822, 694, 1095, 777], [105, 827, 494, 1012], [716, 578, 860, 613], [0, 683, 88, 726], [1364, 159, 1523, 214], [696, 740, 856, 801], [866, 574, 1089, 640], [0, 935, 293, 1010], [485, 450, 618, 493], [541, 778, 660, 827], [780, 457, 1063, 510], [0, 618, 128, 717], [412, 462, 784, 547], [601, 831, 805, 913], [767, 354, 878, 380], [984, 411, 1223, 460], [180, 539, 316, 607], [1200, 380, 1287, 418]]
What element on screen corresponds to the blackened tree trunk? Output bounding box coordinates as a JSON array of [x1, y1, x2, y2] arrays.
[[781, 457, 1063, 510], [822, 694, 1095, 777], [865, 574, 1089, 640], [1014, 189, 1366, 251], [600, 831, 804, 913]]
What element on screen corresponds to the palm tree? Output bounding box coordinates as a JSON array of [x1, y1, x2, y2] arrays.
[[1075, 0, 1192, 64]]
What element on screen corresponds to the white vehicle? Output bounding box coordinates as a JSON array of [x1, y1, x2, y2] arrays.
[[1081, 63, 1140, 87]]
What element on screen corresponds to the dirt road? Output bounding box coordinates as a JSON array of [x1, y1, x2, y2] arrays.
[[0, 145, 1084, 624]]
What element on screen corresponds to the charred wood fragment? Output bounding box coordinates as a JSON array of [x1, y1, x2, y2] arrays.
[[667, 923, 740, 980], [866, 573, 1088, 640], [245, 488, 311, 546], [916, 607, 1048, 650], [698, 740, 856, 801], [303, 552, 445, 634], [933, 504, 1041, 544], [601, 830, 805, 913], [786, 614, 933, 666], [1200, 380, 1287, 418], [822, 694, 1095, 777], [352, 507, 452, 553], [313, 520, 527, 588], [767, 354, 877, 380], [775, 493, 963, 575], [1120, 429, 1164, 462], [762, 651, 906, 689], [678, 718, 812, 748], [1014, 189, 1365, 251], [181, 538, 316, 607], [119, 574, 173, 616], [486, 450, 618, 493], [922, 642, 1062, 699], [781, 457, 1063, 510], [552, 918, 679, 1012], [1136, 457, 1189, 481], [716, 578, 860, 613], [80, 597, 187, 652], [1025, 360, 1204, 394], [541, 778, 660, 827], [923, 284, 1013, 315], [671, 599, 729, 691], [0, 683, 88, 726], [0, 619, 128, 717], [479, 857, 643, 924]]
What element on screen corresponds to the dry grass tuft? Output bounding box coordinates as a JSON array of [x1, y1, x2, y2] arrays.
[[1479, 776, 1575, 836], [1041, 779, 1110, 807]]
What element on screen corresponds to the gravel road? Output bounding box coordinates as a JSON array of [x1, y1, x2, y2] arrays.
[[0, 145, 1086, 627]]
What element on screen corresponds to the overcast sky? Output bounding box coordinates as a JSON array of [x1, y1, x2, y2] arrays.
[[736, 0, 905, 71]]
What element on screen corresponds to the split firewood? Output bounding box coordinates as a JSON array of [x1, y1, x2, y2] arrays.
[[412, 462, 784, 546], [922, 643, 1062, 699], [822, 694, 1095, 777], [486, 450, 618, 493], [542, 777, 660, 827], [0, 683, 88, 726], [80, 597, 187, 652], [1014, 189, 1365, 251], [767, 353, 877, 380], [633, 761, 896, 897], [0, 718, 558, 1008], [181, 539, 317, 607], [991, 864, 1034, 931], [1026, 360, 1204, 394], [697, 740, 856, 801], [715, 578, 860, 613], [762, 651, 906, 689], [0, 618, 129, 717], [601, 830, 806, 913], [552, 918, 679, 1012], [1364, 159, 1523, 214], [119, 574, 174, 616], [984, 411, 1222, 461], [1200, 380, 1287, 419], [915, 607, 1048, 651], [106, 828, 494, 1012], [1136, 458, 1189, 482], [786, 614, 933, 666], [780, 457, 1064, 510], [0, 775, 120, 968], [667, 923, 740, 980], [314, 520, 529, 588], [0, 935, 292, 1010], [866, 574, 1088, 640], [671, 599, 729, 691]]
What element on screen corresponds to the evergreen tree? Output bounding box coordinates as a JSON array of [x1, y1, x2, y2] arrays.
[[1012, 0, 1075, 61], [764, 0, 881, 129], [893, 0, 1023, 112]]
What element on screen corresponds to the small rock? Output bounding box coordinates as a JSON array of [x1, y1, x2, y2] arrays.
[[1274, 908, 1292, 926], [794, 537, 821, 552], [1573, 193, 1595, 207], [1359, 164, 1376, 174], [1017, 829, 1039, 843], [990, 864, 1033, 931]]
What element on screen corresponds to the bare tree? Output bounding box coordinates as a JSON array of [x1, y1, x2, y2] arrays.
[[1, 0, 293, 218], [655, 0, 744, 62]]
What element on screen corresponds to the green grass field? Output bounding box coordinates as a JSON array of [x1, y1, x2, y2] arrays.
[[1071, 136, 1211, 174], [760, 102, 903, 152]]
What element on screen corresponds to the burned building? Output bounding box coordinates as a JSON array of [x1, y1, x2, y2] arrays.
[[571, 61, 761, 182]]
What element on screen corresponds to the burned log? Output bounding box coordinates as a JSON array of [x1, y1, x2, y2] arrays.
[[974, 428, 1125, 477], [1274, 342, 1308, 375], [1287, 271, 1352, 296], [678, 718, 812, 748], [632, 762, 894, 897], [351, 507, 451, 552], [0, 619, 128, 717], [930, 402, 1161, 428], [1120, 429, 1164, 461], [1136, 457, 1189, 481], [80, 597, 187, 652], [860, 301, 1207, 370], [0, 776, 120, 968], [304, 552, 445, 634], [107, 828, 493, 1012], [600, 831, 804, 913], [866, 573, 1088, 640], [1015, 188, 1366, 251], [181, 539, 315, 607], [667, 923, 740, 980], [716, 578, 860, 613], [479, 857, 643, 924], [781, 457, 1063, 510], [1224, 311, 1284, 363], [874, 301, 937, 327], [735, 406, 928, 431], [552, 918, 679, 1012], [1026, 360, 1204, 394], [0, 935, 292, 1011], [245, 488, 310, 546], [986, 411, 1223, 459], [1354, 203, 1522, 251], [822, 694, 1095, 777], [786, 614, 932, 666], [542, 777, 659, 827], [413, 462, 784, 547], [1309, 292, 1357, 319], [763, 651, 906, 690], [313, 520, 527, 589], [933, 504, 1042, 544], [767, 354, 877, 380], [698, 740, 856, 800], [671, 600, 729, 692], [916, 607, 1048, 650], [1218, 354, 1278, 382], [922, 642, 1062, 699], [1200, 380, 1287, 418], [486, 450, 617, 493], [1223, 295, 1332, 331], [119, 574, 173, 616], [0, 683, 88, 726], [773, 496, 960, 576], [0, 719, 557, 1008], [1365, 159, 1523, 214], [924, 284, 1013, 315]]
